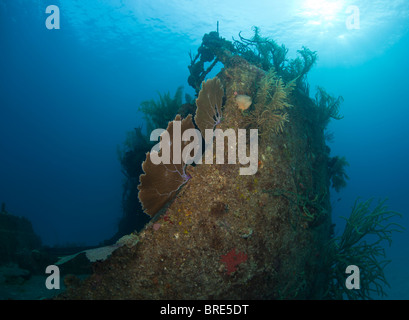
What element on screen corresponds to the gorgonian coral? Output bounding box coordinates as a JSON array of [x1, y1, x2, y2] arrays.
[[138, 87, 184, 134], [194, 77, 224, 136], [138, 114, 195, 217], [138, 78, 225, 217], [243, 69, 294, 134], [326, 198, 403, 299], [314, 86, 344, 130]]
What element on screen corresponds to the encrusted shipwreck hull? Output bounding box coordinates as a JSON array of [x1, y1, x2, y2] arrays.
[[59, 57, 333, 299]]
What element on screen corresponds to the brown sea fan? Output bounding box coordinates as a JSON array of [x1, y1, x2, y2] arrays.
[[138, 114, 195, 217], [194, 77, 224, 136]]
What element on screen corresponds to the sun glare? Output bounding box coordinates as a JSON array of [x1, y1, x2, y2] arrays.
[[300, 0, 344, 24]]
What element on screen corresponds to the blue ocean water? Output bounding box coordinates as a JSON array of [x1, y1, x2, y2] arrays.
[[1, 0, 408, 299]]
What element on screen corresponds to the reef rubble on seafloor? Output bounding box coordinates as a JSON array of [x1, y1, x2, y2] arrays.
[[56, 28, 401, 300]]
